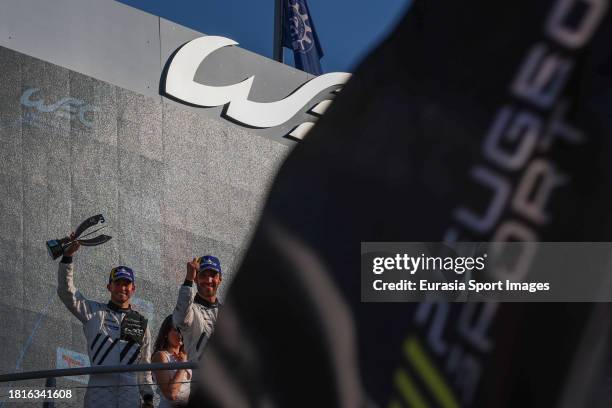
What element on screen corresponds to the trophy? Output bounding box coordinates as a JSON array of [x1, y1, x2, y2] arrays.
[[46, 214, 112, 260]]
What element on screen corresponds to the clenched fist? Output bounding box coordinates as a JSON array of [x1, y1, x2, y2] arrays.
[[185, 258, 199, 282]]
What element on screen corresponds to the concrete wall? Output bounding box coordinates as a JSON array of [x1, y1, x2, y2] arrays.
[[0, 44, 289, 402], [0, 0, 332, 144]]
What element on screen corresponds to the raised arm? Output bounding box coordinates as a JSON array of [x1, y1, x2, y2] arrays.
[[172, 260, 198, 329], [56, 240, 95, 323], [173, 284, 195, 328]]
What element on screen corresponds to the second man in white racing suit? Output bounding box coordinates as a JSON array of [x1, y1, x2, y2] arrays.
[[173, 255, 222, 403]]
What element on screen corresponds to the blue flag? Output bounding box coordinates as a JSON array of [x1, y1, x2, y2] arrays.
[[282, 0, 324, 75]]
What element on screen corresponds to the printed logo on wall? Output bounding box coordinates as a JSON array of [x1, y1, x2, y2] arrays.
[[21, 88, 98, 128], [56, 347, 90, 384], [0, 87, 98, 130], [163, 35, 351, 140]]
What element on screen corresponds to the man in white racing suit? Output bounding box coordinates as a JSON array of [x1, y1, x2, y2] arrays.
[[57, 238, 154, 408], [173, 255, 222, 364]]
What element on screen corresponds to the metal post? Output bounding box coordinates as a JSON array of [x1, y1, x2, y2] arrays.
[[273, 0, 284, 63], [42, 377, 56, 408]]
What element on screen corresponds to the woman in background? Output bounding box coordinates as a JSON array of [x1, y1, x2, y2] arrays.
[[152, 315, 192, 407]]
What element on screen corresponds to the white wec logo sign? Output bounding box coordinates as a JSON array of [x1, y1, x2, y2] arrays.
[[164, 36, 351, 139]]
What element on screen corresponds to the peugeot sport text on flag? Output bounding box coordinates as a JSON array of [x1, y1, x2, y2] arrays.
[[282, 0, 324, 75], [190, 1, 612, 407]]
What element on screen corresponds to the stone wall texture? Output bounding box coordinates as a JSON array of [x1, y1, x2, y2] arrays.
[[0, 45, 289, 402]]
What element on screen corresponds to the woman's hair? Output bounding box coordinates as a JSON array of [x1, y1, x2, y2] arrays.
[[154, 315, 181, 354]]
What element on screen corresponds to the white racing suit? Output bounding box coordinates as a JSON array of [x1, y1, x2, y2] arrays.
[[172, 281, 219, 363], [57, 260, 154, 408]]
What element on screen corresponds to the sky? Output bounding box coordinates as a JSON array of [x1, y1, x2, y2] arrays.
[[117, 0, 411, 73]]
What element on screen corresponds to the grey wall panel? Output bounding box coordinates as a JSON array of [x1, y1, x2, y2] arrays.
[[0, 0, 161, 97], [117, 88, 164, 162], [0, 303, 30, 371], [0, 46, 289, 399], [0, 239, 23, 311]]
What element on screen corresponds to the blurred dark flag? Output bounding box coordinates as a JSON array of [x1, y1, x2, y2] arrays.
[[190, 0, 612, 407], [282, 0, 324, 75]]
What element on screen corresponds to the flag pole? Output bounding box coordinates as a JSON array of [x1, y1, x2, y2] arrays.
[[273, 0, 284, 63]]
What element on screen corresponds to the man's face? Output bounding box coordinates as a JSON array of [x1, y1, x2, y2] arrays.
[[196, 269, 222, 299], [107, 278, 135, 305]]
